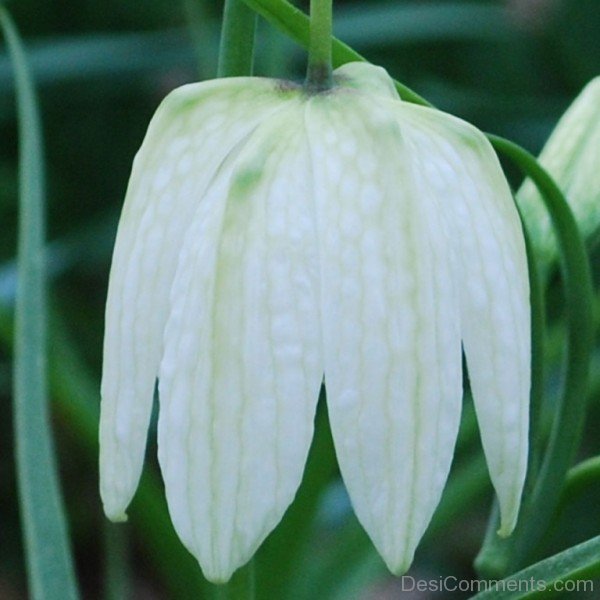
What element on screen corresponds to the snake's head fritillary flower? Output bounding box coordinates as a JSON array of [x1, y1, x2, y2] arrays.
[[100, 62, 530, 583], [518, 76, 600, 276]]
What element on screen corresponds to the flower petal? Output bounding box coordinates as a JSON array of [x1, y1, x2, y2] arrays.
[[517, 77, 600, 276], [100, 78, 295, 521], [393, 102, 530, 535], [157, 104, 323, 583], [306, 93, 463, 573], [334, 62, 400, 100]]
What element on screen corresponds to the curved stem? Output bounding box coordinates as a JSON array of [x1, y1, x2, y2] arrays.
[[524, 228, 546, 484], [305, 0, 332, 91], [218, 0, 257, 78]]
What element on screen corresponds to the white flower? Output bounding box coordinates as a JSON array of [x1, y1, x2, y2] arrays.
[[518, 76, 600, 276], [100, 62, 530, 583]]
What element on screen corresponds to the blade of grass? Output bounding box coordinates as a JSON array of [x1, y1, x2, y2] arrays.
[[0, 7, 79, 599], [471, 535, 600, 599]]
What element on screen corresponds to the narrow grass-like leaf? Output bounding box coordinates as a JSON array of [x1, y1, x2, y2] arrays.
[[0, 7, 79, 599], [471, 535, 600, 599]]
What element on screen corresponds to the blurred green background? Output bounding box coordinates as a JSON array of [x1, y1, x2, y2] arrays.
[[1, 0, 599, 598]]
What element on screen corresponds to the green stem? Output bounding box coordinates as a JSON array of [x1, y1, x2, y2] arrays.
[[213, 560, 255, 600], [305, 0, 333, 90], [240, 0, 432, 103], [1, 8, 80, 599], [523, 225, 546, 484], [475, 136, 594, 578], [217, 0, 257, 78]]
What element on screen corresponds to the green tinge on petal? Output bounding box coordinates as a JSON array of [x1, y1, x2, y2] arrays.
[[391, 101, 530, 537], [517, 77, 600, 277], [306, 91, 463, 574], [99, 77, 299, 522], [157, 104, 323, 583]]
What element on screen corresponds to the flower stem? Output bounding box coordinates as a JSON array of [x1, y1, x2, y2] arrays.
[[218, 0, 257, 78], [305, 0, 333, 91], [241, 0, 429, 103]]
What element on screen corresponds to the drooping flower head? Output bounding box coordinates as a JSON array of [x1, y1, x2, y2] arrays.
[[100, 62, 530, 583]]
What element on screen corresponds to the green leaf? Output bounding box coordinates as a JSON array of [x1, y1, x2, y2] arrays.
[[0, 7, 79, 599], [471, 535, 600, 599]]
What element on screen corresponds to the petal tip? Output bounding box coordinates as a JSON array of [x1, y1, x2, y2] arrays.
[[379, 545, 416, 578], [496, 521, 516, 539], [103, 506, 129, 524], [198, 559, 239, 585], [496, 508, 519, 538]]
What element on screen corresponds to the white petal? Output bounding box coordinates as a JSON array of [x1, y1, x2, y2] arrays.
[[306, 93, 463, 573], [333, 62, 400, 100], [157, 103, 323, 583], [100, 78, 296, 521], [517, 77, 600, 275], [393, 102, 530, 535]]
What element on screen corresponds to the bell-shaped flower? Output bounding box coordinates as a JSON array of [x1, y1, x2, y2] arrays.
[[518, 76, 600, 276], [100, 62, 530, 583]]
